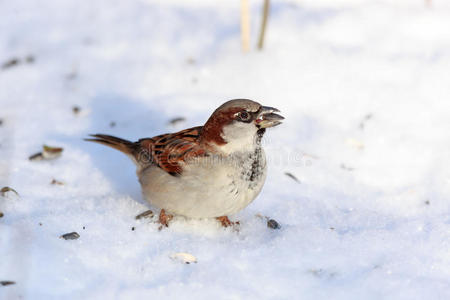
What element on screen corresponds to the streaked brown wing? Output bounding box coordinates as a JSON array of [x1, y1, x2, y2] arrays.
[[137, 126, 206, 176]]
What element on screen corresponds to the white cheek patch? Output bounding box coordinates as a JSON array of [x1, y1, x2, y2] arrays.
[[220, 122, 259, 154]]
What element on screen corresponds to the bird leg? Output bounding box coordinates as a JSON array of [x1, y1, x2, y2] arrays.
[[216, 216, 240, 227], [158, 209, 173, 228]]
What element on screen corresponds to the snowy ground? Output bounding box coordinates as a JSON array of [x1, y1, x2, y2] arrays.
[[2, 0, 450, 299]]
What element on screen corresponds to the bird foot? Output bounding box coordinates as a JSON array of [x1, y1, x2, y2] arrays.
[[216, 216, 240, 228], [158, 209, 173, 230]]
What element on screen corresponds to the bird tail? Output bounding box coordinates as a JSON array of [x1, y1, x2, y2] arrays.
[[85, 134, 137, 157]]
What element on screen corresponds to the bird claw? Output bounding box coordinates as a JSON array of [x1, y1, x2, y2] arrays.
[[216, 216, 240, 228], [158, 209, 173, 229]]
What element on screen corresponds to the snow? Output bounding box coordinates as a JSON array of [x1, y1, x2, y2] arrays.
[[1, 0, 450, 299]]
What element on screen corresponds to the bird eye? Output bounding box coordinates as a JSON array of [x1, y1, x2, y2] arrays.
[[238, 110, 251, 121], [238, 111, 250, 121]]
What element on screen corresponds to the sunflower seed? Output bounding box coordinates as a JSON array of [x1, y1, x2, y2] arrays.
[[267, 219, 281, 230], [60, 232, 80, 240], [1, 58, 20, 70], [29, 152, 44, 161], [72, 106, 81, 114], [135, 210, 154, 220], [50, 179, 64, 185]]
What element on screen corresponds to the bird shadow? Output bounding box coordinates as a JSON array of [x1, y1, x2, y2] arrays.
[[81, 94, 170, 203]]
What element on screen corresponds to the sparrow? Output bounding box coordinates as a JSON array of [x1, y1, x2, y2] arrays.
[[86, 99, 284, 227]]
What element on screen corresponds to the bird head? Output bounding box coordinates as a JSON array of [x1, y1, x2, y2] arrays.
[[201, 99, 284, 154]]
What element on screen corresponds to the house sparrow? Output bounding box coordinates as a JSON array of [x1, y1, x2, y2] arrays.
[[86, 99, 284, 227]]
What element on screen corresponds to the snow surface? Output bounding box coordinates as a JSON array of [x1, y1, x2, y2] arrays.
[[1, 0, 450, 299]]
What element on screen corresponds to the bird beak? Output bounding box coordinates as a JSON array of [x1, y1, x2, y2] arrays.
[[255, 106, 284, 128]]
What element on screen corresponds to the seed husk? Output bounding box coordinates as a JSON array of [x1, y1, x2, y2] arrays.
[[135, 210, 154, 220], [60, 232, 80, 240], [284, 172, 300, 183], [1, 186, 19, 197], [168, 117, 186, 126]]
